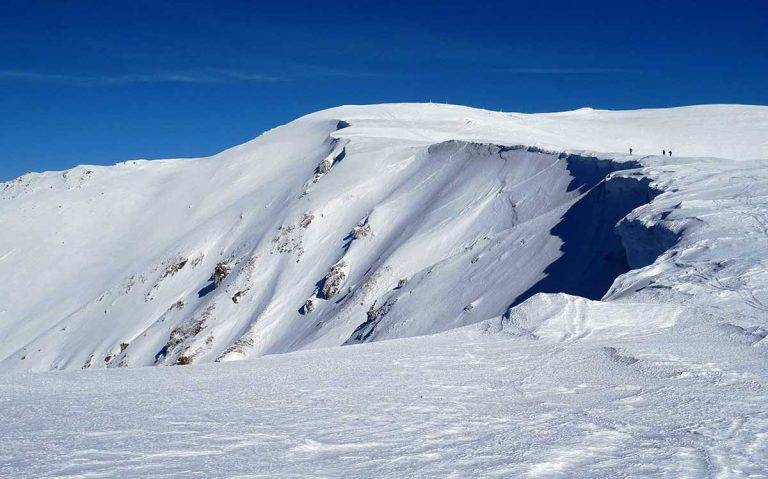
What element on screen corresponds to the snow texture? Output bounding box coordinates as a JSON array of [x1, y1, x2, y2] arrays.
[[1, 103, 767, 477]]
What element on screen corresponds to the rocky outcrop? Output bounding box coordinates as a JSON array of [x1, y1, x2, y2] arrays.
[[345, 297, 398, 344], [232, 289, 249, 304], [300, 298, 316, 315], [313, 139, 347, 182], [157, 305, 215, 365], [213, 262, 231, 287], [350, 218, 371, 240], [318, 260, 349, 300]]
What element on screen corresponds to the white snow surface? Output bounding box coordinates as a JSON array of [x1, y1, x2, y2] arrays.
[[1, 103, 768, 477]]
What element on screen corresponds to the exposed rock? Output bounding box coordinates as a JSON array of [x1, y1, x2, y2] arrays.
[[319, 261, 349, 300], [300, 212, 315, 228], [146, 257, 191, 302], [217, 336, 255, 362], [366, 303, 379, 322], [169, 300, 185, 311], [396, 278, 408, 289], [213, 262, 231, 287], [351, 220, 371, 240], [316, 157, 334, 175], [163, 258, 188, 279], [232, 289, 249, 304], [160, 305, 214, 364], [271, 224, 305, 259], [176, 355, 193, 366], [82, 354, 94, 369], [313, 141, 347, 181], [346, 297, 399, 344], [300, 297, 316, 315]]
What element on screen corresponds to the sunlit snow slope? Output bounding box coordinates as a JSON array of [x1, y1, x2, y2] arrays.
[[1, 104, 767, 372], [3, 103, 768, 477]]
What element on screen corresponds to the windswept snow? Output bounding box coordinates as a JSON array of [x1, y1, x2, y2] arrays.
[[1, 102, 768, 477], [2, 306, 767, 477]]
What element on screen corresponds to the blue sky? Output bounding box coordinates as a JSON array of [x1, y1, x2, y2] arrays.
[[1, 0, 766, 181]]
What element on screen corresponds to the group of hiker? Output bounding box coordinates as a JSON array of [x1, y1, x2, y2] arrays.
[[628, 147, 672, 156]]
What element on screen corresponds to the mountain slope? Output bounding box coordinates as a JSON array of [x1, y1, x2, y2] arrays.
[[2, 103, 768, 477], [1, 103, 767, 372]]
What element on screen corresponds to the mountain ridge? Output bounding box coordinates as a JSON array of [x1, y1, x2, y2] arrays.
[[1, 103, 767, 372]]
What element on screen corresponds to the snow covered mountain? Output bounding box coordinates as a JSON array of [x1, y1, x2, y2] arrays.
[[2, 103, 768, 477], [1, 104, 767, 372]]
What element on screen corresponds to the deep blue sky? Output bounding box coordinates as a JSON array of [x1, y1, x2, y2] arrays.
[[1, 0, 766, 181]]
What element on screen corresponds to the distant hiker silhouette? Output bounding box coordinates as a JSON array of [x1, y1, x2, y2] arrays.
[[669, 150, 672, 156], [663, 150, 666, 156], [629, 148, 633, 155]]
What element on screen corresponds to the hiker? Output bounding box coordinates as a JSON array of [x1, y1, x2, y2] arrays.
[[629, 147, 633, 155], [669, 150, 672, 156], [663, 149, 666, 156]]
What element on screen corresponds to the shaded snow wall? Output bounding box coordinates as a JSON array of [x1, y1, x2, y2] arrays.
[[501, 155, 662, 316]]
